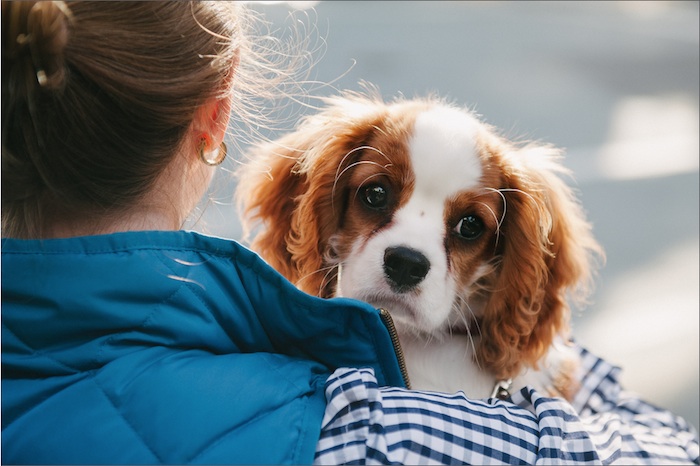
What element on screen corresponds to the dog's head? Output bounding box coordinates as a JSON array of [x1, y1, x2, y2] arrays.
[[237, 93, 602, 378]]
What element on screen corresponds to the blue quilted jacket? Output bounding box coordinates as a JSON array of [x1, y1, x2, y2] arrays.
[[1, 231, 406, 464]]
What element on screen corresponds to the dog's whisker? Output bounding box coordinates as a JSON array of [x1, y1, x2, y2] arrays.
[[460, 296, 484, 370], [496, 187, 539, 206], [296, 264, 337, 291], [476, 201, 502, 251], [450, 294, 484, 370], [332, 145, 389, 188], [318, 265, 339, 296], [333, 160, 390, 207], [333, 146, 366, 183], [331, 149, 391, 213], [353, 172, 392, 202], [480, 187, 508, 221], [336, 160, 391, 182], [477, 202, 500, 227], [331, 146, 372, 213], [478, 187, 510, 254], [366, 143, 393, 164]]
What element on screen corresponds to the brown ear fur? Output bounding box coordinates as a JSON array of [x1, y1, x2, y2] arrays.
[[236, 95, 389, 297], [236, 140, 308, 286], [478, 140, 603, 379]]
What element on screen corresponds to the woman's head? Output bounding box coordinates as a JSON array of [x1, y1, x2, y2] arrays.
[[2, 1, 251, 238]]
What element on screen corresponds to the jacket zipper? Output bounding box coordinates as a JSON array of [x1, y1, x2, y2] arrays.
[[378, 308, 412, 389]]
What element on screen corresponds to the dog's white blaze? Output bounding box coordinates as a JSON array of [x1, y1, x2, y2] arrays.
[[338, 105, 487, 335], [409, 106, 483, 197], [377, 106, 484, 333]]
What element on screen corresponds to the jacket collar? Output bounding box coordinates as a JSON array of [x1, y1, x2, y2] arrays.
[[2, 231, 407, 387]]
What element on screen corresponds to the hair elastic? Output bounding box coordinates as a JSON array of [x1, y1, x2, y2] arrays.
[[11, 1, 74, 88]]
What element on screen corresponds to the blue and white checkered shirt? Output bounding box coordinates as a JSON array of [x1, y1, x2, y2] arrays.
[[315, 346, 699, 465]]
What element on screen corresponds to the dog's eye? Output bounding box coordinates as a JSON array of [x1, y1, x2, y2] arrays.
[[455, 215, 484, 240], [362, 184, 388, 210]]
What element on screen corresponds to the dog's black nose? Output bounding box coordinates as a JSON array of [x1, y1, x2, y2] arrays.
[[383, 246, 430, 292]]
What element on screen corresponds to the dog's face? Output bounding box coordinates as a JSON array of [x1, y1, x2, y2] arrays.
[[330, 104, 502, 336], [237, 94, 601, 378]]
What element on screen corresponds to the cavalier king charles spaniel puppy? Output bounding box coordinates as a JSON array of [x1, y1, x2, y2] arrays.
[[236, 92, 603, 400]]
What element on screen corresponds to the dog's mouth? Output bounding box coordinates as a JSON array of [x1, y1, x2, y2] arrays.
[[362, 294, 416, 316], [361, 291, 483, 339], [356, 292, 420, 326]]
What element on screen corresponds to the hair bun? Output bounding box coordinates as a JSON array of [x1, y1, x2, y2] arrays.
[[2, 1, 73, 91]]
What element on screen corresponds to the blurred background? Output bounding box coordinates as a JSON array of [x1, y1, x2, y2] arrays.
[[193, 1, 699, 430]]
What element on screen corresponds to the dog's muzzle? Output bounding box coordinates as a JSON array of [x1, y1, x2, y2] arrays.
[[383, 246, 431, 292]]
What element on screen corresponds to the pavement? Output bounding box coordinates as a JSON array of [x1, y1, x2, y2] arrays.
[[194, 1, 699, 431]]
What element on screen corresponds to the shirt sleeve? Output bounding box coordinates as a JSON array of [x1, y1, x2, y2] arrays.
[[314, 345, 699, 465]]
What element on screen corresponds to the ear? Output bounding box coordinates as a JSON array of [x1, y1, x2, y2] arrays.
[[236, 96, 387, 297], [191, 95, 233, 152], [478, 143, 603, 379], [236, 137, 313, 288], [193, 57, 237, 152]]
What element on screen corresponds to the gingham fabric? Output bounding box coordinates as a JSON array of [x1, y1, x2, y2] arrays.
[[315, 346, 700, 465]]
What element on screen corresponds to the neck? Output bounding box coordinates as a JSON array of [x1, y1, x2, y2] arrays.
[[45, 205, 183, 239], [41, 150, 211, 239]]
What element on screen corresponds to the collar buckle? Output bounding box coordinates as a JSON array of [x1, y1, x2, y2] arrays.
[[491, 378, 513, 400]]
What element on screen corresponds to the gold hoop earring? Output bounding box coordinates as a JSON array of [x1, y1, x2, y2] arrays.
[[199, 138, 227, 166]]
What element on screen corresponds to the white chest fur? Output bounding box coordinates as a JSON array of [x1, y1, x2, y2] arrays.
[[400, 333, 580, 399]]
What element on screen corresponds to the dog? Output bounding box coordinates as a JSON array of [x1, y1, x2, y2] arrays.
[[236, 91, 603, 400]]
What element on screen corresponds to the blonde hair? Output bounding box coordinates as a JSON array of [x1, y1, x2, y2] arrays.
[[2, 1, 299, 238]]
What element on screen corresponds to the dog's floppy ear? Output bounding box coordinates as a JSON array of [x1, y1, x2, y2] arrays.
[[478, 141, 603, 379], [236, 137, 310, 287], [236, 95, 387, 297]]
